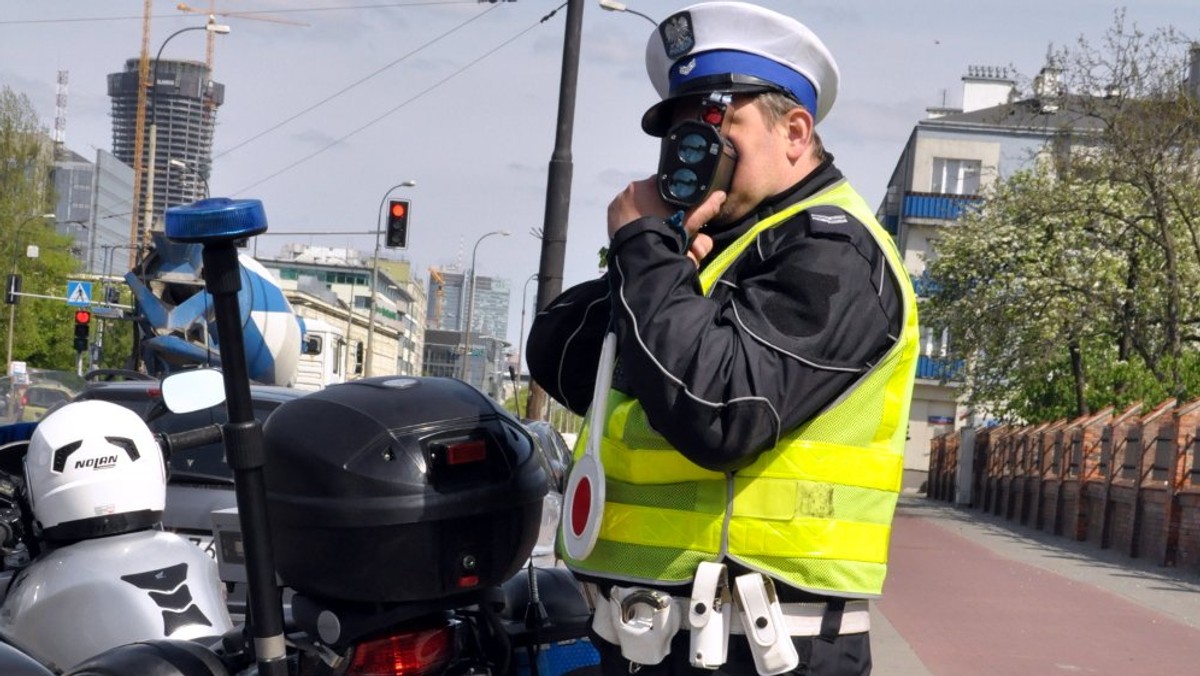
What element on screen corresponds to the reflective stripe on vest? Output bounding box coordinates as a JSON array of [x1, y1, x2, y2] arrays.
[[562, 181, 920, 597]]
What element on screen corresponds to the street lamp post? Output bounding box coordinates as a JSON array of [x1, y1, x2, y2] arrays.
[[598, 0, 658, 25], [169, 158, 210, 198], [137, 17, 217, 375], [515, 272, 538, 417], [459, 230, 510, 385], [528, 0, 583, 421], [5, 213, 55, 379], [143, 19, 230, 240], [364, 180, 416, 377]]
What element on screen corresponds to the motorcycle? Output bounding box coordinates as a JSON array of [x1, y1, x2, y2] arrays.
[[223, 373, 597, 675], [0, 198, 599, 675], [0, 370, 236, 672], [0, 375, 597, 676]]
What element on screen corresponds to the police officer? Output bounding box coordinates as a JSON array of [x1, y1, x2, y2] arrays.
[[526, 3, 919, 674]]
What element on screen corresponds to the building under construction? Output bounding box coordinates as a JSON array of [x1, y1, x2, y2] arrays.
[[107, 58, 224, 244]]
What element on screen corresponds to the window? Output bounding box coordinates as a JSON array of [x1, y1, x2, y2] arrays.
[[303, 334, 323, 355], [931, 158, 981, 195], [921, 326, 950, 358]]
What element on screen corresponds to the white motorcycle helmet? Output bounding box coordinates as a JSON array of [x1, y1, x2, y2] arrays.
[[24, 400, 166, 542]]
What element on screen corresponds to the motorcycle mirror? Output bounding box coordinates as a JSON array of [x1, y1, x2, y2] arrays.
[[161, 369, 227, 414]]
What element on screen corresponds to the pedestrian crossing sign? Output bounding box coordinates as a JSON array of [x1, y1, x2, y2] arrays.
[[66, 280, 92, 307]]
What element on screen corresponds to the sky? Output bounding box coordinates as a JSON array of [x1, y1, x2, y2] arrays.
[[1, 0, 1196, 366]]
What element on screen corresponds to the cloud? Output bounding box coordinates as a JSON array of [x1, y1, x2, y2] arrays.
[[289, 127, 342, 149]]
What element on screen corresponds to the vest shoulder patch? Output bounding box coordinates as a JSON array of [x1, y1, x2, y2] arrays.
[[804, 206, 858, 241]]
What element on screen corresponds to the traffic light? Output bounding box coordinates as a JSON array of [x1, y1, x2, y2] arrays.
[[5, 274, 19, 305], [354, 341, 365, 375], [385, 199, 410, 249], [73, 309, 91, 353]]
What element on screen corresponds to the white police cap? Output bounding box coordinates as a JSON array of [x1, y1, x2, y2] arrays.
[[642, 2, 840, 136]]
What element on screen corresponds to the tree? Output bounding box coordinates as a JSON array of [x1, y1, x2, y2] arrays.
[[94, 286, 137, 372], [924, 15, 1200, 422], [1057, 13, 1200, 402], [1, 85, 84, 372]]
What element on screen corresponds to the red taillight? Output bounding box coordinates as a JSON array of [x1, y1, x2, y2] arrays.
[[445, 439, 486, 465], [345, 624, 455, 676]]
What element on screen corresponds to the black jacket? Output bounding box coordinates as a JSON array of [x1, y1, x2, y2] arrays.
[[526, 159, 903, 474]]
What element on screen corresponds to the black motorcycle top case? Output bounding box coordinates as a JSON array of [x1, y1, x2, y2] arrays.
[[262, 377, 548, 603]]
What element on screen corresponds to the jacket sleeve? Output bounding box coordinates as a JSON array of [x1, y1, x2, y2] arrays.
[[525, 276, 611, 416], [606, 208, 901, 473]]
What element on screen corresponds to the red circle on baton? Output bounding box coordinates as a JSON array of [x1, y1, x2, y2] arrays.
[[570, 476, 592, 537]]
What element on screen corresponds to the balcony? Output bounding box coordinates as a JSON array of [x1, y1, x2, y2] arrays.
[[903, 192, 983, 222], [910, 274, 940, 298], [916, 354, 963, 382]]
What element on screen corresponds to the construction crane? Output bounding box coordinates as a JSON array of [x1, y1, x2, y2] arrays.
[[127, 1, 306, 265], [128, 0, 154, 268], [429, 267, 446, 330], [176, 2, 307, 74]]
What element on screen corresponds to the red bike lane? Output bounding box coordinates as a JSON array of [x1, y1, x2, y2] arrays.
[[876, 509, 1200, 675]]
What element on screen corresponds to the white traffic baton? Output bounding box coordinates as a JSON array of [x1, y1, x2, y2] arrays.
[[561, 330, 617, 560]]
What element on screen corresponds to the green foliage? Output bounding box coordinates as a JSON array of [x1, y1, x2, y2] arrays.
[[11, 231, 87, 370], [1, 85, 87, 372], [996, 345, 1200, 423], [503, 388, 528, 418], [0, 87, 49, 207], [510, 386, 582, 434], [95, 285, 136, 371], [923, 18, 1200, 424], [546, 404, 581, 436]]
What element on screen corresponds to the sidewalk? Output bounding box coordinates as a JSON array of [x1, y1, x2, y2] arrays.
[[872, 495, 1200, 675]]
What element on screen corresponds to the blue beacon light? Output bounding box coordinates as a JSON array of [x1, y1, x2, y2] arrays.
[[165, 197, 268, 243]]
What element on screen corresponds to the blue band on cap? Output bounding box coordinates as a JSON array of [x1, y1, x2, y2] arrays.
[[668, 50, 817, 115]]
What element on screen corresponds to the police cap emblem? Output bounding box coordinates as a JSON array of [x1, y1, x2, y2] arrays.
[[660, 11, 694, 60]]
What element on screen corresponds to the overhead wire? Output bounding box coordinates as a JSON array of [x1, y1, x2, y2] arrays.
[[229, 2, 565, 196], [5, 0, 561, 229], [0, 1, 484, 25], [215, 2, 502, 158], [206, 1, 490, 16]]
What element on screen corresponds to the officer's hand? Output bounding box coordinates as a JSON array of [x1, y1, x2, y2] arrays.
[[608, 177, 672, 239], [684, 190, 726, 236], [681, 190, 724, 266], [687, 233, 714, 267], [608, 181, 727, 235]]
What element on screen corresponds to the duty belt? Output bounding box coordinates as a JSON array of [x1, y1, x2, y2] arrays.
[[590, 563, 871, 674]]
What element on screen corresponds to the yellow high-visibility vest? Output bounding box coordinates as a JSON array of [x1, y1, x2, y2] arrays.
[[562, 181, 919, 597]]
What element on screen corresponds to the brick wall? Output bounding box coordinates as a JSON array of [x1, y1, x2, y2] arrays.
[[1179, 492, 1200, 568], [932, 397, 1200, 575], [1108, 487, 1136, 555], [1081, 483, 1105, 544]]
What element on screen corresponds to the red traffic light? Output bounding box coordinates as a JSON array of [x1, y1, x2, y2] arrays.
[[73, 308, 91, 352], [385, 199, 411, 249]]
